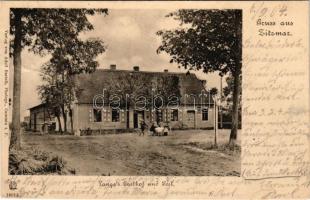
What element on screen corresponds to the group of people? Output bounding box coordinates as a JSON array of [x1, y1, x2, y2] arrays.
[[139, 120, 170, 136]]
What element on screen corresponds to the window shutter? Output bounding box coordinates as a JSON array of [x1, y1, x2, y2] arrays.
[[179, 109, 183, 121], [89, 109, 93, 122], [151, 110, 154, 120], [121, 109, 125, 122], [103, 109, 107, 121], [162, 110, 166, 122], [166, 109, 170, 121], [106, 109, 110, 122]]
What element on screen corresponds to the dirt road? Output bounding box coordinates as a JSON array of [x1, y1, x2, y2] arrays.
[[21, 129, 240, 176]]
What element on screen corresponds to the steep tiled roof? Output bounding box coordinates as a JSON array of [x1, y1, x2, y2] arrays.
[[74, 69, 214, 105]]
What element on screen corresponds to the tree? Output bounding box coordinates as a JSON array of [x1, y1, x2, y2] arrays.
[[222, 73, 242, 130], [152, 75, 181, 124], [37, 63, 64, 133], [209, 87, 218, 97], [106, 72, 152, 128], [157, 9, 242, 145], [10, 8, 108, 149], [106, 72, 181, 126], [38, 39, 105, 134], [223, 73, 242, 111]]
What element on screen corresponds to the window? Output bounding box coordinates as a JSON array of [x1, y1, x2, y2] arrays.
[[93, 109, 102, 122], [171, 109, 178, 121], [202, 108, 208, 121], [187, 110, 195, 121], [112, 109, 120, 122]]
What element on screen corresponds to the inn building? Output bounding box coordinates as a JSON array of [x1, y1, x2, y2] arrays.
[[29, 65, 215, 135]]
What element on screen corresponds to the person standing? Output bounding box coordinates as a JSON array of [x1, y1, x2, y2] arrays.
[[150, 122, 156, 136], [140, 120, 147, 136]]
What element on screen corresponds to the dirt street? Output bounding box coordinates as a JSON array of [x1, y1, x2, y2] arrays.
[[21, 129, 240, 176]]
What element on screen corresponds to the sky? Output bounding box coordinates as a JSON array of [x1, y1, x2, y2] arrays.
[[10, 9, 223, 120]]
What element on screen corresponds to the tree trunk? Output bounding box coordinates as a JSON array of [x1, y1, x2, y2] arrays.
[[46, 107, 52, 121], [61, 105, 67, 133], [69, 108, 73, 134], [229, 68, 241, 146], [61, 71, 67, 133], [229, 10, 242, 147], [56, 114, 62, 133], [10, 10, 22, 150], [156, 109, 159, 125], [126, 102, 130, 129]]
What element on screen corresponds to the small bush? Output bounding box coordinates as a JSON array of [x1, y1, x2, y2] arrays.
[[9, 149, 75, 175], [46, 156, 65, 173], [178, 141, 241, 156], [33, 149, 49, 161]]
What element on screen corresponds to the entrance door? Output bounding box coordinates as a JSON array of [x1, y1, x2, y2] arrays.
[[134, 111, 144, 128], [187, 110, 195, 128]]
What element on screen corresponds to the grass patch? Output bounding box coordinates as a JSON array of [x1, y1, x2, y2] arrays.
[[9, 148, 76, 175], [171, 141, 241, 156]]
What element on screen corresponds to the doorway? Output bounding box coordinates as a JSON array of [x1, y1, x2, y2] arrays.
[[134, 110, 144, 128], [186, 110, 196, 128]]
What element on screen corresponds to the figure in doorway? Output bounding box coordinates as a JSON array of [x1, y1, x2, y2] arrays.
[[139, 120, 147, 136]]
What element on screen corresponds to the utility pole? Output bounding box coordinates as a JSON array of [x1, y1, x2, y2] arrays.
[[220, 74, 223, 129], [213, 95, 218, 147]]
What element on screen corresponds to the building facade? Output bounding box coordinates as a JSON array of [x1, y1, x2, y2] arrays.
[[29, 103, 57, 132], [30, 65, 215, 135]]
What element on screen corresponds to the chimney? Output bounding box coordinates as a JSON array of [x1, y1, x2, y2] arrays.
[[133, 66, 139, 71], [110, 64, 116, 70], [164, 69, 168, 73]]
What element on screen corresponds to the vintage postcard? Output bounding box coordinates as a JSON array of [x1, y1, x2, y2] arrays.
[[0, 0, 309, 199]]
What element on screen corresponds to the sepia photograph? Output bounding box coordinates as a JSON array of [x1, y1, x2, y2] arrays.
[[8, 8, 242, 176]]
